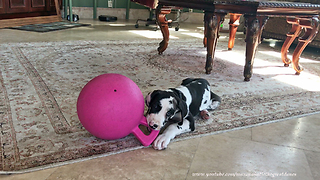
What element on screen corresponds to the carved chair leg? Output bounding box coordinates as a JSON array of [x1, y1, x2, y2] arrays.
[[292, 16, 319, 75], [244, 15, 268, 81], [228, 13, 242, 50], [281, 17, 302, 67], [156, 5, 172, 55], [204, 12, 225, 74]]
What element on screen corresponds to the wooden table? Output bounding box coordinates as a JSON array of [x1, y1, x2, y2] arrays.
[[155, 0, 320, 81]]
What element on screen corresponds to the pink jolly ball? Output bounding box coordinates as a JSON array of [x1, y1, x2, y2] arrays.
[[77, 74, 145, 140]]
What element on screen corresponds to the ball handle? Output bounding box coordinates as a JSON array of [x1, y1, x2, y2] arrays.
[[131, 116, 159, 146]]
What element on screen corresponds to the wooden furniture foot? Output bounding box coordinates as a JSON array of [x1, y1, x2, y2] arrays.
[[156, 5, 172, 55], [204, 12, 225, 74], [281, 17, 302, 67], [244, 15, 268, 81], [228, 13, 241, 50], [291, 16, 319, 75]]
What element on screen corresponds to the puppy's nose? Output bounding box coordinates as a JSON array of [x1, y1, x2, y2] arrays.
[[149, 123, 158, 130]]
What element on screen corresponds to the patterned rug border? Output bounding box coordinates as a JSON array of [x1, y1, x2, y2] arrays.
[[2, 111, 320, 175]]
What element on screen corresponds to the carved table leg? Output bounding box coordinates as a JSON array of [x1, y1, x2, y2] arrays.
[[204, 12, 225, 74], [228, 13, 241, 50], [203, 19, 207, 47], [156, 5, 172, 55], [291, 16, 319, 75], [244, 15, 268, 81], [281, 17, 302, 67]]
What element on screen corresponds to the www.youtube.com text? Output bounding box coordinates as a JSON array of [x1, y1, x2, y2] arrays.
[[192, 172, 297, 178]]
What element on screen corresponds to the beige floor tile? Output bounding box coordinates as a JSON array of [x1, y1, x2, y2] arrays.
[[186, 134, 313, 180], [305, 150, 320, 180], [220, 128, 252, 141], [252, 113, 320, 152], [0, 168, 57, 180], [0, 20, 204, 43], [43, 137, 200, 180]]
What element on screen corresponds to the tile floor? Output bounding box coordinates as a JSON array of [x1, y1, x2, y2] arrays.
[[0, 19, 320, 180]]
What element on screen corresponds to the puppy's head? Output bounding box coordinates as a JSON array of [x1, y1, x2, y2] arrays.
[[145, 90, 187, 130]]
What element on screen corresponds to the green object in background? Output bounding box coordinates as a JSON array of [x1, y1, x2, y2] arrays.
[[93, 0, 97, 19], [71, 0, 146, 9], [69, 0, 73, 22], [66, 0, 204, 20], [126, 0, 131, 19], [63, 0, 67, 18]]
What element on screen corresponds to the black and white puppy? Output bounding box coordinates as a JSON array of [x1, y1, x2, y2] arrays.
[[145, 78, 221, 150]]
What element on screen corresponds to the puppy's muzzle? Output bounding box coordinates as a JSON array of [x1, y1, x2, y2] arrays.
[[149, 122, 159, 130]]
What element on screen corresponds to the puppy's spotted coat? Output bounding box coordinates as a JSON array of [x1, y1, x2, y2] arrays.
[[145, 78, 221, 150]]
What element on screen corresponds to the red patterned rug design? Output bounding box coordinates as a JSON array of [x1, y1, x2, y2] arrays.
[[1, 40, 320, 173]]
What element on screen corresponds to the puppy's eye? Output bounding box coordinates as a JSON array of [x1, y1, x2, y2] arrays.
[[166, 109, 175, 117]]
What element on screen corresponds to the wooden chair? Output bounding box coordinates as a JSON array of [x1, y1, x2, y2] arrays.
[[132, 0, 179, 30]]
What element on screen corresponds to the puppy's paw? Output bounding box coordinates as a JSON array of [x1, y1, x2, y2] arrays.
[[200, 110, 210, 120], [208, 101, 220, 110], [153, 134, 171, 150]]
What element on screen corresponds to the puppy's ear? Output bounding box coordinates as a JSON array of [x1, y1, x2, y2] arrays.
[[145, 92, 152, 107], [169, 97, 188, 123], [169, 111, 182, 123], [177, 100, 188, 119], [145, 90, 161, 107]]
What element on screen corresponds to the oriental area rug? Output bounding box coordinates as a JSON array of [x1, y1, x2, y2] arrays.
[[1, 39, 320, 173]]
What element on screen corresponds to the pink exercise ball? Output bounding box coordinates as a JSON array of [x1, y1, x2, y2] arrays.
[[77, 73, 158, 146]]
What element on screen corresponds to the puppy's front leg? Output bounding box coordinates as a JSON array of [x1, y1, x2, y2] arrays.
[[153, 119, 192, 150]]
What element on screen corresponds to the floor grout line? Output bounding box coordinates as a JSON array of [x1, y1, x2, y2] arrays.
[[184, 137, 202, 180]]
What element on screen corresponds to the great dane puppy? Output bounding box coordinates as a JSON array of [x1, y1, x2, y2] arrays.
[[145, 78, 221, 150]]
